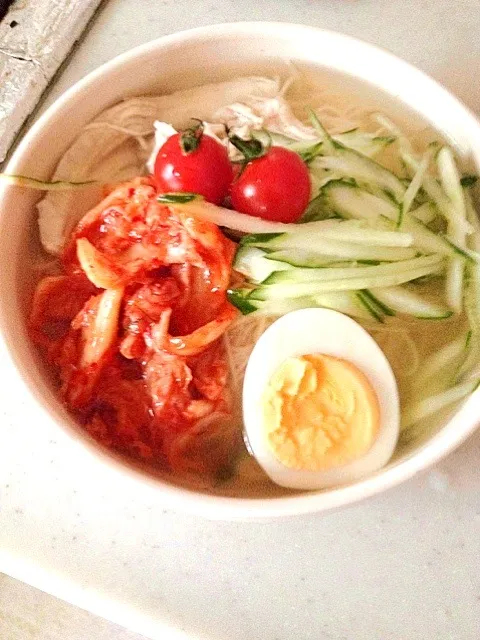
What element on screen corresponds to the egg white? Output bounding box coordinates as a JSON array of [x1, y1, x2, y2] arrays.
[[242, 308, 400, 490]]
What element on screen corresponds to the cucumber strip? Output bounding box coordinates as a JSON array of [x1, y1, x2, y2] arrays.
[[368, 285, 452, 318], [251, 129, 325, 162], [401, 378, 479, 431], [465, 189, 480, 251], [411, 202, 437, 224], [457, 331, 480, 382], [309, 111, 336, 153], [360, 289, 395, 316], [464, 192, 480, 307], [311, 147, 406, 202], [405, 216, 472, 260], [406, 207, 471, 261], [300, 223, 413, 247], [310, 171, 343, 193], [355, 291, 385, 322], [288, 139, 322, 154], [445, 260, 465, 313], [437, 147, 469, 313], [251, 128, 394, 161], [251, 130, 297, 148], [227, 289, 378, 320], [437, 147, 468, 226], [320, 180, 399, 221], [264, 255, 442, 285], [373, 114, 472, 230], [373, 114, 411, 148], [233, 295, 316, 316], [401, 151, 472, 235], [399, 149, 434, 228], [313, 291, 380, 320], [333, 131, 395, 158], [319, 181, 467, 259], [415, 334, 469, 386], [0, 174, 99, 190], [227, 289, 259, 315], [233, 246, 292, 283], [264, 250, 351, 268], [302, 190, 341, 222], [299, 142, 325, 163], [265, 135, 324, 163], [250, 236, 418, 262], [249, 262, 443, 301], [262, 218, 413, 247], [457, 190, 480, 378]]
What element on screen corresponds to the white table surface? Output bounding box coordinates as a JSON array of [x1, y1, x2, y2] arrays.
[[1, 1, 480, 638]]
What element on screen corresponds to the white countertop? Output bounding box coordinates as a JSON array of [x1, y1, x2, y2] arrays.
[[1, 1, 480, 638]]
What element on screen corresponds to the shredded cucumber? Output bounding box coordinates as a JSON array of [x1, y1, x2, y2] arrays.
[[227, 292, 313, 316], [437, 147, 469, 313], [242, 233, 418, 262], [249, 261, 443, 301], [356, 291, 388, 321], [313, 291, 381, 320], [318, 181, 470, 260], [360, 289, 395, 317], [399, 148, 434, 228], [369, 285, 452, 319], [252, 127, 394, 161], [231, 112, 480, 449], [445, 259, 465, 313], [403, 217, 472, 260], [373, 113, 408, 146], [465, 190, 480, 252], [251, 130, 296, 148], [228, 289, 380, 321], [401, 148, 472, 235], [233, 246, 291, 283], [309, 110, 336, 154], [437, 147, 468, 229], [301, 190, 340, 222], [264, 250, 352, 268], [411, 202, 437, 225], [333, 130, 395, 158], [375, 115, 472, 231], [226, 289, 260, 315], [319, 180, 399, 222], [311, 148, 406, 203], [264, 255, 442, 286], [457, 189, 480, 379], [302, 223, 413, 247], [259, 218, 414, 247], [459, 309, 480, 381]]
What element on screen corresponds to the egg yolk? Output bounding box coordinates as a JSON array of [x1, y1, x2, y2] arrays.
[[261, 354, 380, 470]]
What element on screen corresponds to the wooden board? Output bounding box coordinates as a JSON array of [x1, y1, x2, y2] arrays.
[[0, 0, 15, 22], [0, 0, 103, 164]]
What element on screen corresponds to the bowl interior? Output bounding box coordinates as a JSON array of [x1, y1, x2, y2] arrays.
[[1, 24, 480, 514]]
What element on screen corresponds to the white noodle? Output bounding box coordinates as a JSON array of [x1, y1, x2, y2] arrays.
[[84, 122, 153, 151]]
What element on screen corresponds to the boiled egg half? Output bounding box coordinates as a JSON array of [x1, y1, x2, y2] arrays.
[[242, 308, 399, 490]]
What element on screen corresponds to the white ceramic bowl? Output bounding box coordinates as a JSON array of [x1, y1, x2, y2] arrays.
[[1, 23, 480, 520]]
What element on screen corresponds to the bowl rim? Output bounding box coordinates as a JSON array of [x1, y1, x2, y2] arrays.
[[1, 21, 480, 520]]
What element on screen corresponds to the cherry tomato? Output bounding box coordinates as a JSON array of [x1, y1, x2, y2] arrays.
[[154, 126, 233, 205], [230, 147, 311, 223]]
